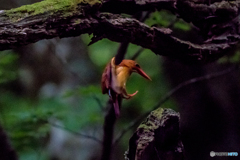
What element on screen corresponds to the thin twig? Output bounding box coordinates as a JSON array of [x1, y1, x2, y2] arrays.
[[131, 47, 145, 60], [49, 122, 102, 144], [113, 65, 238, 145], [155, 147, 161, 160], [152, 65, 238, 110], [93, 95, 105, 111], [52, 51, 106, 112]]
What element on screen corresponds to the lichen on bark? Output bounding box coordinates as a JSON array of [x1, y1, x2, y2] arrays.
[[0, 0, 240, 63], [125, 108, 184, 160], [5, 0, 102, 22]]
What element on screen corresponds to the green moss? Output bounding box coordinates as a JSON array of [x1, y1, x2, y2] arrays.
[[138, 107, 164, 130], [151, 107, 164, 119], [6, 0, 102, 22], [174, 19, 191, 31], [145, 10, 176, 28], [218, 50, 240, 64], [83, 0, 102, 6], [73, 19, 81, 24]]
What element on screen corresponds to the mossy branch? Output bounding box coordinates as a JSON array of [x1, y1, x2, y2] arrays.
[[0, 0, 240, 63]]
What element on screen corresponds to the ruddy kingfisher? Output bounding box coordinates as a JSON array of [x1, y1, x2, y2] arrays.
[[101, 57, 151, 117]]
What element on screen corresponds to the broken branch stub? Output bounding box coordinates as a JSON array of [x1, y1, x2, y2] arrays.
[[125, 108, 184, 160]]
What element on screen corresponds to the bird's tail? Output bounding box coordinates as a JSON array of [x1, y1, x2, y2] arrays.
[[109, 89, 120, 118], [113, 96, 120, 118]]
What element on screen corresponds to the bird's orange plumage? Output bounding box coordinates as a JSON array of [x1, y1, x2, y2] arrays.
[[101, 57, 151, 117]]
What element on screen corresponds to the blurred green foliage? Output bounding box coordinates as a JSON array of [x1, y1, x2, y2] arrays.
[[0, 51, 18, 84], [145, 10, 191, 31], [218, 49, 240, 64], [0, 93, 59, 151], [145, 10, 175, 27]]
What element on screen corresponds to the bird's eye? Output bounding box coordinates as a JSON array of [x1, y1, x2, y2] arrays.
[[135, 64, 140, 67]]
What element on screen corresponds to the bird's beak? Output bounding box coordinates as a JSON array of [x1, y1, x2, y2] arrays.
[[134, 67, 151, 81]]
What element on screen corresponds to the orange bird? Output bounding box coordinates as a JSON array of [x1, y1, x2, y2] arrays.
[[101, 57, 151, 117]]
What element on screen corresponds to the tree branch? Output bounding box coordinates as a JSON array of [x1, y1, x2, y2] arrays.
[[0, 0, 239, 62]]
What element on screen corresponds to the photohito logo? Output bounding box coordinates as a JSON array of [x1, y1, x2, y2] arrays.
[[210, 151, 215, 157], [210, 151, 238, 157]]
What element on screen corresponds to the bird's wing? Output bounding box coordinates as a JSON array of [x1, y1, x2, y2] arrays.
[[101, 62, 111, 94]]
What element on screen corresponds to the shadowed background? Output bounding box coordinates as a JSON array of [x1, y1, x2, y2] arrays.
[[0, 0, 240, 160]]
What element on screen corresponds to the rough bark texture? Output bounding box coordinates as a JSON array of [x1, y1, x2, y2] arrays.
[[125, 108, 184, 160], [0, 0, 240, 63]]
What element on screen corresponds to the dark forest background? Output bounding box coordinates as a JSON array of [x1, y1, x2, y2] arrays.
[[0, 0, 240, 160]]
